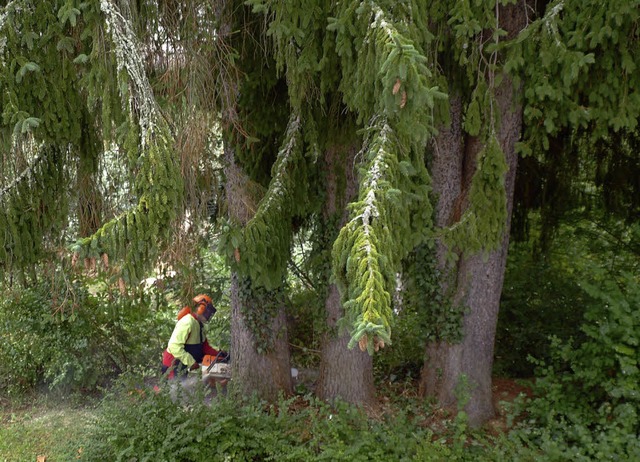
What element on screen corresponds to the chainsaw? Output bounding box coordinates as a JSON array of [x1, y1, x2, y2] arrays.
[[201, 351, 231, 383]]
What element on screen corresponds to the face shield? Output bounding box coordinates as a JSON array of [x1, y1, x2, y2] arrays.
[[202, 302, 216, 321]]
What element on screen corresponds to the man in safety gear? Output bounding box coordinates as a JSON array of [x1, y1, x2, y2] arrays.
[[161, 294, 228, 379]]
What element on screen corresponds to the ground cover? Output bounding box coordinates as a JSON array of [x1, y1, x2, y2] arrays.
[[0, 377, 530, 461]]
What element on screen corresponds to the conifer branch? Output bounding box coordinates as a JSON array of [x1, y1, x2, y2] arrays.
[[71, 0, 183, 283], [231, 112, 306, 289], [333, 116, 432, 354], [0, 1, 23, 65], [0, 148, 44, 201], [100, 0, 159, 144], [332, 0, 446, 147], [443, 135, 508, 256], [258, 113, 301, 215]]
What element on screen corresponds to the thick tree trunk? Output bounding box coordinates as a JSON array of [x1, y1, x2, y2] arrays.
[[420, 4, 526, 427], [316, 284, 375, 404], [229, 273, 293, 400], [316, 144, 375, 405], [224, 145, 293, 401]]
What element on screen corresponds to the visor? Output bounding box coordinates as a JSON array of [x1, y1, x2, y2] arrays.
[[203, 302, 216, 320]]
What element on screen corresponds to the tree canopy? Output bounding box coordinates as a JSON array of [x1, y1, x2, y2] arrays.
[[1, 0, 639, 426]]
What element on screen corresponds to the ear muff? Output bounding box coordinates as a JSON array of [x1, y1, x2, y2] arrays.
[[197, 301, 216, 317]]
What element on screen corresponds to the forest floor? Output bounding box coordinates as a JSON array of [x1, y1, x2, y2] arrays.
[[487, 377, 534, 433], [0, 376, 533, 462], [374, 376, 534, 434]]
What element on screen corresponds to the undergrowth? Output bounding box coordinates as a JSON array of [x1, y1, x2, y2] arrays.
[[506, 270, 640, 461], [79, 373, 505, 462]]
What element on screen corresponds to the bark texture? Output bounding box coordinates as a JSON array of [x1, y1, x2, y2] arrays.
[[224, 145, 293, 401], [316, 285, 375, 404], [420, 4, 527, 427], [316, 144, 375, 405], [229, 273, 294, 400]]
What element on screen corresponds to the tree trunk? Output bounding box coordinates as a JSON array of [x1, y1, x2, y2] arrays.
[[229, 273, 293, 400], [419, 4, 526, 427], [316, 284, 375, 404], [224, 144, 293, 401], [316, 144, 375, 405]]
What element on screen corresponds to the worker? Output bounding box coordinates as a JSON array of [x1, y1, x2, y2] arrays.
[[161, 294, 228, 379]]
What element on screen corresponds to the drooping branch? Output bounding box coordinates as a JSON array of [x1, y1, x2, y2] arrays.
[[0, 143, 69, 278], [331, 0, 446, 146], [71, 0, 183, 283], [332, 116, 432, 354], [222, 112, 309, 290], [0, 148, 44, 201], [99, 0, 159, 145]]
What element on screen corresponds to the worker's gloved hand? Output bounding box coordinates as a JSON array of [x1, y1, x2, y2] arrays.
[[190, 362, 200, 370], [218, 351, 230, 363]]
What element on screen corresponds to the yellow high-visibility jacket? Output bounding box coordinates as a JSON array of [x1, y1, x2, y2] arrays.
[[165, 314, 219, 368]]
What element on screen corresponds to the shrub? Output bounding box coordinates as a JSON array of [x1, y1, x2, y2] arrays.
[[81, 374, 514, 461], [510, 271, 640, 460], [496, 243, 590, 377], [0, 275, 172, 395]]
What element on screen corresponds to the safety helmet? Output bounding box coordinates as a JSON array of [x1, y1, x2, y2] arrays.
[[193, 294, 215, 318], [193, 294, 212, 306]]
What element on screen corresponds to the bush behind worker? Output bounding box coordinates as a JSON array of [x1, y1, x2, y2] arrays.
[[161, 294, 228, 380]]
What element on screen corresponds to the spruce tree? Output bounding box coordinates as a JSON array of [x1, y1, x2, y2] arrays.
[[2, 0, 639, 425]]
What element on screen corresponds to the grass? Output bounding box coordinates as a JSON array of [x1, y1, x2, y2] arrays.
[[0, 393, 96, 462]]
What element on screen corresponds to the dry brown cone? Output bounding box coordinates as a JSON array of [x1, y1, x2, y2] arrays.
[[400, 91, 407, 108], [234, 247, 241, 262], [392, 78, 401, 95], [358, 334, 368, 352], [118, 277, 127, 295], [101, 252, 110, 269]]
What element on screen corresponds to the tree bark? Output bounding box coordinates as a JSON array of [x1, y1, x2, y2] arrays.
[[224, 144, 293, 401], [316, 284, 375, 404], [316, 144, 375, 405], [419, 4, 527, 427], [229, 273, 293, 400]]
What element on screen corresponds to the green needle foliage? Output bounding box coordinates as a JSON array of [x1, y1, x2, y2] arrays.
[[333, 117, 432, 352], [227, 112, 312, 290], [242, 0, 445, 352], [508, 0, 640, 150], [2, 0, 639, 371], [444, 135, 508, 258], [71, 1, 183, 283], [1, 1, 182, 284]]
